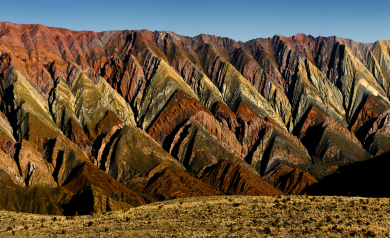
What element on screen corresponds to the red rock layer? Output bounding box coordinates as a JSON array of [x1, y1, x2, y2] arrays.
[[265, 34, 373, 86], [147, 90, 213, 145], [0, 21, 374, 101], [365, 110, 390, 142], [64, 119, 93, 158], [95, 111, 124, 136], [24, 113, 58, 152], [296, 105, 328, 140], [199, 160, 283, 196], [101, 55, 147, 103], [241, 118, 308, 157], [169, 111, 244, 157], [62, 111, 124, 161], [235, 99, 259, 123], [62, 162, 145, 204], [230, 47, 286, 99], [212, 100, 239, 132], [362, 110, 390, 155], [297, 105, 362, 147], [47, 133, 90, 186], [142, 167, 221, 199], [0, 132, 16, 155], [262, 165, 318, 195], [350, 95, 388, 140]]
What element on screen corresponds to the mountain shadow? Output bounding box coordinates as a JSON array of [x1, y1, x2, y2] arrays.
[[307, 152, 390, 197]]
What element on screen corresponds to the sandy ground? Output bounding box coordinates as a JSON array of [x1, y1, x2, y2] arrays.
[[0, 195, 389, 237]]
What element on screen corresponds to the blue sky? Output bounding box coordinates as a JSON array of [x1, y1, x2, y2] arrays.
[[1, 0, 389, 43]]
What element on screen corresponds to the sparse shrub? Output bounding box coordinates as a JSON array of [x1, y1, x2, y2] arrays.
[[62, 230, 66, 234], [24, 225, 28, 230], [105, 227, 109, 232], [271, 218, 281, 228], [52, 217, 57, 222], [302, 226, 311, 234], [41, 224, 44, 228], [126, 216, 130, 222], [233, 203, 240, 207], [302, 219, 310, 224], [366, 230, 376, 237], [87, 221, 93, 227], [6, 226, 12, 231], [264, 227, 271, 234], [11, 231, 15, 236], [41, 218, 46, 223]]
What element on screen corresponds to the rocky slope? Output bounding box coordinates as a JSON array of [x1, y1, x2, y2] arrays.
[[1, 22, 390, 215]]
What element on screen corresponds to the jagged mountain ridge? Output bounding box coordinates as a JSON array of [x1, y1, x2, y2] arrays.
[[0, 22, 390, 215]]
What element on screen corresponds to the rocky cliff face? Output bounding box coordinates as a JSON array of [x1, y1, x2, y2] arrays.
[[296, 106, 372, 179], [199, 160, 283, 196], [2, 22, 390, 215], [143, 167, 222, 199], [261, 165, 318, 195], [364, 110, 390, 155]]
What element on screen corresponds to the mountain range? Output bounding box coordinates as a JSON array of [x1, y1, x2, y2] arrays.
[[0, 22, 389, 215]]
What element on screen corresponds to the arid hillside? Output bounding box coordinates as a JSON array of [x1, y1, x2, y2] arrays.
[[0, 22, 390, 215]]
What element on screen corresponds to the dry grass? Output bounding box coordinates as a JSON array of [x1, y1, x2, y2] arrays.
[[0, 195, 389, 237]]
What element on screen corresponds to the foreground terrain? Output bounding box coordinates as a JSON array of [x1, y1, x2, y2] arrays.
[[0, 195, 388, 237]]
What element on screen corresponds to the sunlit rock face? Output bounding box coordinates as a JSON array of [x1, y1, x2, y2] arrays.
[[2, 22, 390, 215]]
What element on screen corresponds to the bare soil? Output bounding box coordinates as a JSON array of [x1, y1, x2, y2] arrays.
[[0, 195, 389, 237]]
